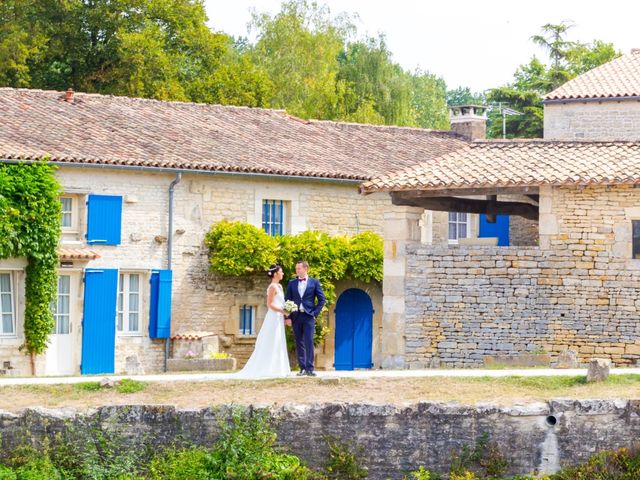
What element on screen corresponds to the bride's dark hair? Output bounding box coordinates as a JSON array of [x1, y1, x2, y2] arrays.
[[267, 264, 281, 278]]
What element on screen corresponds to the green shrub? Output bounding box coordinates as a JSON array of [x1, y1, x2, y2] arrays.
[[0, 465, 16, 480], [148, 447, 212, 479], [205, 221, 384, 347], [116, 379, 146, 394], [204, 220, 278, 276], [323, 438, 368, 479], [550, 445, 640, 479], [73, 382, 102, 392], [449, 433, 508, 478], [404, 466, 440, 479], [207, 407, 319, 480]]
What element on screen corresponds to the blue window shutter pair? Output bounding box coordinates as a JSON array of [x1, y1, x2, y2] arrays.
[[87, 194, 122, 245], [149, 270, 172, 339]]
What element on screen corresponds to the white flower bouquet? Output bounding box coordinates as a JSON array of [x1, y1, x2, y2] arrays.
[[283, 300, 298, 315]]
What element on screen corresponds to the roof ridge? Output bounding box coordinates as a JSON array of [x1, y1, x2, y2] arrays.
[[0, 87, 288, 115], [307, 117, 460, 137], [471, 139, 640, 146]]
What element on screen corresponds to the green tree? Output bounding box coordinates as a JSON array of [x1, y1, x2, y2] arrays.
[[335, 35, 417, 126], [0, 0, 48, 87], [446, 86, 486, 107], [411, 69, 449, 129], [486, 23, 620, 138], [530, 22, 574, 88], [250, 0, 351, 119], [0, 0, 272, 105]]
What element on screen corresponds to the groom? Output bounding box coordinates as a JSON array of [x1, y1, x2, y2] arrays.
[[285, 260, 326, 376]]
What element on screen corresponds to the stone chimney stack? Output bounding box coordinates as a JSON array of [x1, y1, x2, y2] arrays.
[[449, 104, 487, 140], [64, 88, 74, 103]]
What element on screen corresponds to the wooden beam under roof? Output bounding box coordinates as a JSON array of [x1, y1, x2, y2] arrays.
[[390, 192, 539, 221]]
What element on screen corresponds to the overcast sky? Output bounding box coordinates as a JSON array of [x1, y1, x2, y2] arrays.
[[204, 0, 640, 93]]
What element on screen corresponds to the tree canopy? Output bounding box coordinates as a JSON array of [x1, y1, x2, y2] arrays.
[[0, 3, 622, 136], [0, 0, 449, 129]]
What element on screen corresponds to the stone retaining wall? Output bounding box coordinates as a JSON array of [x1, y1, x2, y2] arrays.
[[1, 401, 639, 478]]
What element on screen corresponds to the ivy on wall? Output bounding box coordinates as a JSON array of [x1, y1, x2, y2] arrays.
[[0, 163, 61, 373], [204, 221, 383, 345]]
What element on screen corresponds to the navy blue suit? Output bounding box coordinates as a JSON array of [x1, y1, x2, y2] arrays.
[[285, 277, 326, 372]]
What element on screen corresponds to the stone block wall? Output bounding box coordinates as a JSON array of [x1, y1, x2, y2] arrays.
[[544, 100, 640, 140], [2, 401, 640, 478], [404, 184, 640, 367]]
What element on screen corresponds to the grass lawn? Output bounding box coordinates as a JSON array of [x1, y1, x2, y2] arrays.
[[1, 374, 640, 412]]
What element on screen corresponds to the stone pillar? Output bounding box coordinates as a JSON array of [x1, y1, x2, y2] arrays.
[[538, 185, 557, 249], [381, 206, 423, 369]]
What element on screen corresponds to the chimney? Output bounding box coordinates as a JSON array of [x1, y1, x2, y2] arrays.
[[449, 104, 487, 140], [64, 88, 74, 103]]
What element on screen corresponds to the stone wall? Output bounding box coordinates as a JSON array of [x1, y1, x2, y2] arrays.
[[1, 401, 639, 478], [404, 184, 640, 367], [544, 100, 640, 140]]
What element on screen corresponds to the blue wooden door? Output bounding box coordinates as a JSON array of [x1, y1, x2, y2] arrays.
[[81, 269, 118, 374], [479, 214, 510, 246], [334, 289, 373, 370]]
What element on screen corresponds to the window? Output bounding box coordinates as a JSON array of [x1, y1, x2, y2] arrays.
[[60, 197, 73, 229], [448, 212, 469, 243], [239, 305, 255, 336], [633, 221, 640, 259], [262, 200, 288, 236], [117, 273, 140, 334], [52, 275, 71, 334], [0, 273, 14, 335]]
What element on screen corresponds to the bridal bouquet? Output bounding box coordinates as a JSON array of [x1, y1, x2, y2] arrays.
[[283, 300, 299, 316]]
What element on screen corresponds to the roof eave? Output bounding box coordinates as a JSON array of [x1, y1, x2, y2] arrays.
[[0, 157, 367, 185], [543, 95, 640, 104]]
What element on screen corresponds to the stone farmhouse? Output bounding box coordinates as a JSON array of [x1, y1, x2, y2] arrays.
[[3, 49, 640, 377], [363, 49, 640, 368], [0, 88, 499, 376]]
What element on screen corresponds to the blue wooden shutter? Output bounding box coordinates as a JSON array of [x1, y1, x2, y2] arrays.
[[81, 268, 118, 374], [87, 194, 122, 245], [149, 269, 172, 339]]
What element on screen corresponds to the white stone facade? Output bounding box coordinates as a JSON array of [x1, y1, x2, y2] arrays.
[[1, 166, 432, 376]]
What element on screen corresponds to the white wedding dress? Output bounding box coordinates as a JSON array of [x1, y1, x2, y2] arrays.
[[234, 284, 291, 379]]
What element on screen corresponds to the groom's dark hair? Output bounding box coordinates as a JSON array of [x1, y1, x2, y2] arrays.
[[296, 260, 309, 268]]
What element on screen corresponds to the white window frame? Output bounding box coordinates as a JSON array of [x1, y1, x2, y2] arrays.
[[117, 272, 141, 335], [52, 275, 71, 335], [239, 304, 256, 336], [60, 196, 79, 232], [448, 212, 470, 244], [0, 272, 15, 336]]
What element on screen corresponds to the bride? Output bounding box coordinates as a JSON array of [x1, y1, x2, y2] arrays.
[[234, 264, 291, 379]]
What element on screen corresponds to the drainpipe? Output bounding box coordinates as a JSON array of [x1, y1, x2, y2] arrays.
[[164, 173, 182, 371]]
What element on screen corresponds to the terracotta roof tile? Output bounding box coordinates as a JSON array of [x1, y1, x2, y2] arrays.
[[361, 140, 640, 192], [58, 248, 100, 260], [171, 332, 216, 340], [0, 88, 468, 181], [545, 49, 640, 101]]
